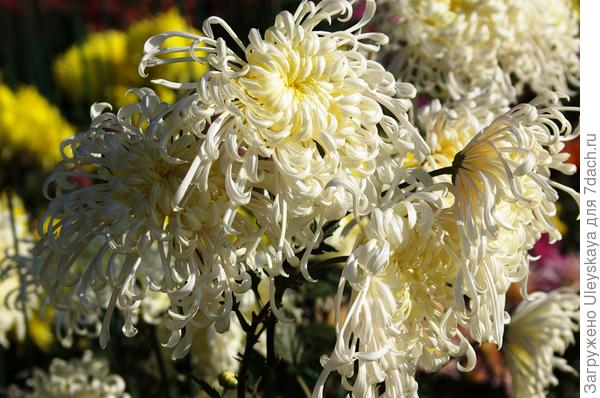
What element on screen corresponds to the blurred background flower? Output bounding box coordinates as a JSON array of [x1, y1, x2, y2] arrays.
[[7, 350, 130, 397], [0, 84, 74, 170], [53, 8, 208, 107]]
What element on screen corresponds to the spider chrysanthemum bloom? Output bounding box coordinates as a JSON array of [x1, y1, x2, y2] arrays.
[[410, 91, 576, 345], [447, 92, 578, 343], [504, 290, 579, 398], [315, 185, 476, 398], [34, 89, 261, 358], [377, 0, 579, 100], [7, 350, 130, 398], [139, 0, 427, 280], [451, 92, 578, 250]]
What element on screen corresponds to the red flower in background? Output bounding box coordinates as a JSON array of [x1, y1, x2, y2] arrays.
[[529, 234, 579, 293], [563, 136, 580, 168]]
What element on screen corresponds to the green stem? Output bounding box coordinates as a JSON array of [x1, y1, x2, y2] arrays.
[[150, 326, 173, 398], [236, 303, 271, 398], [236, 255, 348, 397]]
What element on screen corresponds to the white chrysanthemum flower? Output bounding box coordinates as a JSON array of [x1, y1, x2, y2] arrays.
[[139, 0, 427, 283], [451, 92, 578, 250], [7, 350, 129, 398], [378, 0, 579, 100], [409, 91, 577, 345], [504, 290, 579, 398], [447, 92, 578, 343], [315, 186, 476, 398], [34, 89, 262, 358], [417, 89, 510, 171]]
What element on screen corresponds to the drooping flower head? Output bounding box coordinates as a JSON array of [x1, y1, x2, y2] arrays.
[[34, 89, 260, 358], [377, 0, 579, 100], [139, 0, 427, 281], [450, 92, 578, 251], [504, 290, 579, 398], [405, 90, 578, 345], [315, 181, 476, 398], [445, 92, 578, 344]]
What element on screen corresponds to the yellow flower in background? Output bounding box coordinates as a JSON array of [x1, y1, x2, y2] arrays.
[[552, 203, 568, 236], [28, 310, 54, 351], [0, 84, 17, 138], [53, 9, 207, 107], [0, 84, 75, 169], [53, 30, 130, 103]]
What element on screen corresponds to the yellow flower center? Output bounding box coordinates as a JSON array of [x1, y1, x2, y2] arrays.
[[238, 30, 349, 143]]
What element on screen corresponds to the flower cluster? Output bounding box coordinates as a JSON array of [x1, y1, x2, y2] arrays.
[[317, 89, 579, 395], [32, 0, 580, 396], [37, 0, 430, 358], [7, 351, 129, 398], [377, 0, 580, 100]]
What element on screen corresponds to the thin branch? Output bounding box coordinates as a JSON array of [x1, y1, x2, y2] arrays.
[[233, 302, 251, 334], [237, 300, 272, 398], [150, 326, 173, 398], [236, 254, 349, 397]]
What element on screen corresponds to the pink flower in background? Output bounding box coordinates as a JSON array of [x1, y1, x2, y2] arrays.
[[352, 0, 366, 21], [415, 95, 431, 109], [529, 234, 579, 292]]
